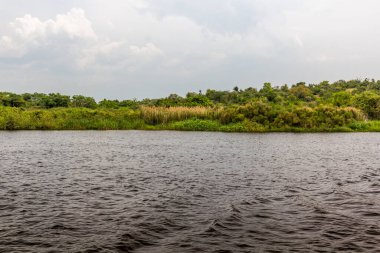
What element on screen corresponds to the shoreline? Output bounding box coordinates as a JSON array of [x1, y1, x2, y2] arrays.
[[0, 107, 379, 132], [0, 123, 379, 132]]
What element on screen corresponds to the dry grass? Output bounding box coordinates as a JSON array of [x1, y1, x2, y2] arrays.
[[140, 106, 221, 124]]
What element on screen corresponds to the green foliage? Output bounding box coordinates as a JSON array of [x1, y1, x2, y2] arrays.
[[71, 95, 97, 109], [0, 107, 142, 130], [98, 99, 120, 109], [1, 78, 380, 131], [348, 120, 380, 132], [330, 91, 352, 107], [0, 93, 26, 107], [119, 99, 139, 109], [185, 93, 213, 106], [169, 119, 220, 131], [289, 83, 313, 101], [353, 91, 380, 119], [259, 83, 277, 102], [41, 93, 70, 108]]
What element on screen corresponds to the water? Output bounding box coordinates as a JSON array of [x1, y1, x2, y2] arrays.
[[0, 131, 379, 253]]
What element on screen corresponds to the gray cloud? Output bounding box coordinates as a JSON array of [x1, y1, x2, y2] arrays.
[[0, 0, 380, 99]]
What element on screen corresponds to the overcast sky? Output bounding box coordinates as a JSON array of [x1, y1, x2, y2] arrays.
[[1, 0, 380, 99]]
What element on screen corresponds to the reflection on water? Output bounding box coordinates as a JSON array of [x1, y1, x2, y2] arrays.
[[0, 131, 379, 252]]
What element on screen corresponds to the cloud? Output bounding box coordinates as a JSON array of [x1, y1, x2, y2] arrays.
[[77, 41, 125, 69], [11, 9, 96, 40], [77, 41, 164, 71], [0, 7, 165, 73], [1, 0, 380, 99], [0, 8, 97, 58]]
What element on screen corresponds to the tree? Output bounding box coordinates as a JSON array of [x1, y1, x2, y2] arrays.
[[119, 99, 139, 109], [260, 83, 277, 102], [353, 91, 380, 119], [98, 99, 120, 109], [40, 93, 70, 108], [71, 95, 97, 108], [330, 91, 352, 107], [186, 93, 213, 106], [0, 93, 26, 107], [289, 84, 313, 101]]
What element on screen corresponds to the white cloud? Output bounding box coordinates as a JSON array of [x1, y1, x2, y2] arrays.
[[53, 8, 97, 39], [0, 7, 166, 73], [0, 8, 96, 58], [10, 8, 96, 40]]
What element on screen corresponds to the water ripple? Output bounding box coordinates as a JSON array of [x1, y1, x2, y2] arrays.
[[0, 131, 379, 252]]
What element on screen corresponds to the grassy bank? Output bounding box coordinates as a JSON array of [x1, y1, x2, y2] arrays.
[[1, 79, 380, 132], [0, 107, 144, 130], [0, 106, 379, 132]]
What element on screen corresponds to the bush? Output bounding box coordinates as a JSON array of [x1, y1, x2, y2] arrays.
[[169, 119, 220, 131]]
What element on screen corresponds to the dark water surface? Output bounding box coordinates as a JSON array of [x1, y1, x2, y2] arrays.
[[0, 131, 379, 253]]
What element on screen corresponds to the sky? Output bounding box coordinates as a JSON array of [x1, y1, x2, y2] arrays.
[[1, 0, 380, 99]]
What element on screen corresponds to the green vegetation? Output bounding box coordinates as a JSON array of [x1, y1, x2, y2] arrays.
[[1, 79, 380, 132]]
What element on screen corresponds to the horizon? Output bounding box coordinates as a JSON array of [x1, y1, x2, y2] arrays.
[[1, 78, 378, 101]]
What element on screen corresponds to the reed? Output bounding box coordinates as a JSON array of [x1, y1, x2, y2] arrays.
[[140, 106, 221, 124]]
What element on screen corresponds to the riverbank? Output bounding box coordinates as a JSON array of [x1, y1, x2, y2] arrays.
[[1, 79, 380, 132], [0, 107, 379, 132]]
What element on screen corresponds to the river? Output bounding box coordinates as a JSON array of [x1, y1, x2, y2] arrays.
[[0, 131, 379, 252]]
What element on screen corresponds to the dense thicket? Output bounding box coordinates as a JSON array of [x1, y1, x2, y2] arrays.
[[0, 79, 379, 131]]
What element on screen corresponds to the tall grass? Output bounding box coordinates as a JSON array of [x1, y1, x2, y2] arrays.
[[0, 105, 379, 132], [140, 106, 221, 124]]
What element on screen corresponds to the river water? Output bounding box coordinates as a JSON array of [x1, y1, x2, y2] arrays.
[[0, 131, 379, 252]]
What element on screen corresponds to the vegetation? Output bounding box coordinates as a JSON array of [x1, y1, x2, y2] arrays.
[[1, 79, 380, 132]]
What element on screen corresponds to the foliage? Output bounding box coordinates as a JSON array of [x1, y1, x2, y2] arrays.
[[353, 91, 380, 119], [1, 78, 380, 131], [0, 107, 142, 130], [169, 119, 221, 131], [71, 95, 97, 109]]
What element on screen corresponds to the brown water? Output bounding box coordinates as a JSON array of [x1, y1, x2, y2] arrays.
[[0, 131, 379, 252]]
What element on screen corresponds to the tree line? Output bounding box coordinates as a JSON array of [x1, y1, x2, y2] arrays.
[[1, 78, 380, 121]]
